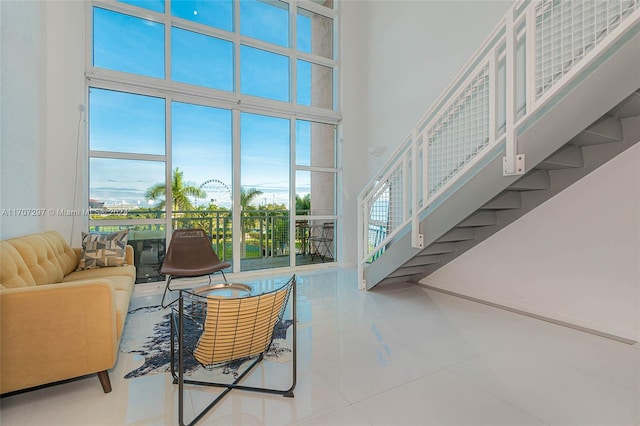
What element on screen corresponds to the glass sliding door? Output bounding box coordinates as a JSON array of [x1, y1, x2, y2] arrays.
[[88, 88, 167, 283], [294, 120, 337, 264], [171, 102, 233, 269], [240, 112, 290, 271]]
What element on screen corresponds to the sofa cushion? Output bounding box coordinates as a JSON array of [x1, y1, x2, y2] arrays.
[[78, 230, 129, 270], [40, 231, 78, 276], [63, 264, 137, 283], [0, 231, 77, 288], [0, 241, 36, 288]]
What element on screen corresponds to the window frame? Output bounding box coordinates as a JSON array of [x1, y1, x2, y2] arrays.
[[86, 0, 341, 278]]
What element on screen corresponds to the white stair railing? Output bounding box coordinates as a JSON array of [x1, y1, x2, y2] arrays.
[[357, 0, 640, 290]]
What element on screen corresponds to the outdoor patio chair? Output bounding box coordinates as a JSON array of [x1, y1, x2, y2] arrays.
[[309, 222, 334, 262], [170, 275, 297, 426], [159, 228, 230, 308]]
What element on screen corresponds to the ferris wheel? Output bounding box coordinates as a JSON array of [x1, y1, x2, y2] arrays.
[[200, 179, 232, 207]]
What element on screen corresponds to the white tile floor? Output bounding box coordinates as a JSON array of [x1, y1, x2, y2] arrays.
[[1, 267, 639, 425]]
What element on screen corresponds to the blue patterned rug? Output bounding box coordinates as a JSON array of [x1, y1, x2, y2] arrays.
[[120, 305, 293, 380]]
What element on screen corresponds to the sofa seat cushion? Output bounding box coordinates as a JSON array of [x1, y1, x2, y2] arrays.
[[63, 264, 137, 283]]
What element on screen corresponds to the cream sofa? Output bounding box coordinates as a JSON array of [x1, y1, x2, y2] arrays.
[[0, 231, 136, 394]]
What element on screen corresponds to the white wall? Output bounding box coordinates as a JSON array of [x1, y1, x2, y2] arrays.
[[421, 138, 640, 341], [43, 1, 87, 246], [1, 1, 47, 238], [363, 0, 514, 174], [340, 1, 370, 266], [0, 1, 85, 245], [340, 0, 514, 265]]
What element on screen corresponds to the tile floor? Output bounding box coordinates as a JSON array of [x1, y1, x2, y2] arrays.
[[1, 267, 639, 425]]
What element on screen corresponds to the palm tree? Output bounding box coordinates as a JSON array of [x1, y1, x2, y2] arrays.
[[240, 187, 264, 210], [145, 167, 207, 212], [239, 187, 264, 256], [295, 194, 311, 215]]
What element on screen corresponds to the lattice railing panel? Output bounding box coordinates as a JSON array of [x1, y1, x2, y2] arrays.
[[535, 0, 639, 98], [367, 167, 403, 259], [427, 65, 491, 197]]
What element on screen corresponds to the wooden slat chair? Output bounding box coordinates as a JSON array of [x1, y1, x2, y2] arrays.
[[170, 275, 297, 426]]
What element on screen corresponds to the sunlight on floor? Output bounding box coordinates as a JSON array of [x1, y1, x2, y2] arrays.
[[1, 267, 639, 425]]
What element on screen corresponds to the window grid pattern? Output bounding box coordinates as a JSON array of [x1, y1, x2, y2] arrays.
[[427, 65, 490, 197], [367, 168, 403, 257], [535, 0, 638, 99], [89, 0, 339, 276]]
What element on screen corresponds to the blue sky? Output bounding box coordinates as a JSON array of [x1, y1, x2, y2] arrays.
[[90, 1, 317, 209]]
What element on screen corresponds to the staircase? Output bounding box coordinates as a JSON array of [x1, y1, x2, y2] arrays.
[[370, 93, 640, 288], [358, 1, 640, 291]]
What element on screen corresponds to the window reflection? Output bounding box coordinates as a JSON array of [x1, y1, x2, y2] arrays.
[[295, 170, 335, 216], [172, 28, 234, 92], [93, 8, 164, 78], [172, 102, 232, 210], [296, 120, 335, 168], [89, 158, 166, 210], [89, 88, 165, 156], [297, 60, 333, 109], [241, 113, 290, 208], [171, 0, 233, 32], [297, 7, 333, 59], [241, 46, 289, 102], [240, 0, 289, 47], [118, 0, 164, 13]]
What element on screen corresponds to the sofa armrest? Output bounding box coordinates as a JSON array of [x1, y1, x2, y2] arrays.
[[0, 280, 119, 394], [125, 244, 133, 266]]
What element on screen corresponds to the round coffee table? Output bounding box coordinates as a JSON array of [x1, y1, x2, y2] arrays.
[[189, 282, 252, 298]]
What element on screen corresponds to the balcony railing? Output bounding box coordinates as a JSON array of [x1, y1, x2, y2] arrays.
[[357, 0, 639, 287], [90, 208, 327, 282]]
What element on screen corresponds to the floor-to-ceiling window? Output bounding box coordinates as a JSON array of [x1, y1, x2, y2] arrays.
[[87, 0, 339, 283]]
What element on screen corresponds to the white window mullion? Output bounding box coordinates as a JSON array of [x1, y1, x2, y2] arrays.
[[333, 0, 341, 114], [92, 0, 165, 24], [165, 95, 173, 235], [165, 3, 173, 241], [234, 0, 241, 97], [291, 0, 297, 107], [232, 108, 241, 274], [289, 118, 297, 266], [165, 0, 171, 84], [89, 150, 165, 162]]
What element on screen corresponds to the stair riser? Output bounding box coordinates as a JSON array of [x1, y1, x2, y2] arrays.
[[508, 170, 550, 191], [403, 256, 440, 268], [457, 210, 497, 227], [537, 144, 584, 170], [571, 116, 623, 146], [481, 191, 522, 210], [435, 228, 475, 243]]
